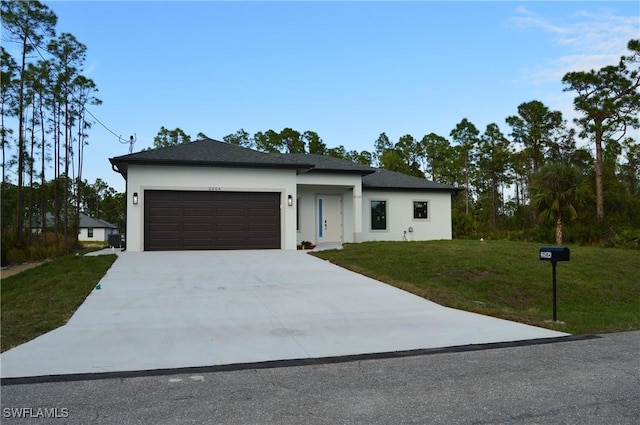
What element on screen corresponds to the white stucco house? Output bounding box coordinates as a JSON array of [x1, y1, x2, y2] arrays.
[[78, 212, 120, 242], [109, 139, 459, 252], [30, 212, 119, 242]]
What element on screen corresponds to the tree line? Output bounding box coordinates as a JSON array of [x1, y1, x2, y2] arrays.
[[161, 39, 639, 247], [1, 1, 123, 264]]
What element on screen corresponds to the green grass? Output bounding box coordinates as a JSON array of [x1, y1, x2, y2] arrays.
[[313, 240, 640, 335], [1, 253, 117, 352]]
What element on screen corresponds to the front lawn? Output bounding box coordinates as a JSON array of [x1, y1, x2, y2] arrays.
[[312, 240, 640, 335], [1, 253, 117, 352]]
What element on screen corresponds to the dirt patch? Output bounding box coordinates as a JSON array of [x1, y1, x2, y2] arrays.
[[1, 261, 49, 279]]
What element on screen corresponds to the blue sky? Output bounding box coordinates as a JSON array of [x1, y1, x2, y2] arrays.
[[19, 1, 640, 191]]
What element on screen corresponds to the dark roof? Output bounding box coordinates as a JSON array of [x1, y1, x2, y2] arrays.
[[79, 212, 118, 229], [109, 139, 458, 191], [110, 139, 314, 177], [285, 153, 458, 191], [29, 212, 118, 229], [283, 154, 376, 175], [362, 169, 459, 191]]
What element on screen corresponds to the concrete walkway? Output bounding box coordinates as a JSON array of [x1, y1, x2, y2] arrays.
[[0, 250, 567, 379]]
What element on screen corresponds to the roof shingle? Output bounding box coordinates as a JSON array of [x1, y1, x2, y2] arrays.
[[79, 213, 118, 229], [362, 169, 459, 191], [283, 154, 458, 191], [110, 139, 458, 191], [110, 139, 313, 176], [282, 153, 375, 175]]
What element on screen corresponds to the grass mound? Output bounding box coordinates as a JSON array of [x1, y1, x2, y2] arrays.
[[313, 240, 640, 334]]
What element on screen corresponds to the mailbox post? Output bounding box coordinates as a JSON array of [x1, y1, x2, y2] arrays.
[[539, 247, 570, 322]]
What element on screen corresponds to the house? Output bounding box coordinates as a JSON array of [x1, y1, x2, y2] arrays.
[[29, 212, 119, 243], [78, 212, 120, 242], [109, 139, 459, 252]]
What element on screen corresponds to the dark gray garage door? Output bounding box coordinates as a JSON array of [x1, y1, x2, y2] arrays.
[[144, 190, 281, 251]]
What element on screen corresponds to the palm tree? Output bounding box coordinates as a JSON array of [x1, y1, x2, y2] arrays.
[[531, 163, 590, 245]]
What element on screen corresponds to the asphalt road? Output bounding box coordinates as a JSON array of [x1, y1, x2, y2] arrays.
[[2, 331, 638, 424]]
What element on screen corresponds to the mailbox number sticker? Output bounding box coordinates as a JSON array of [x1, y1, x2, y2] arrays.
[[540, 251, 552, 259]]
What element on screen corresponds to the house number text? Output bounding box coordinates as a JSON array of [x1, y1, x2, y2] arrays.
[[209, 187, 222, 191]]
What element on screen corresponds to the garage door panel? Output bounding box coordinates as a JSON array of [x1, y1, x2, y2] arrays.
[[182, 219, 214, 229], [249, 215, 278, 222], [216, 225, 247, 234], [247, 241, 276, 249], [147, 225, 177, 237], [252, 233, 278, 239], [249, 226, 278, 233], [144, 190, 280, 251], [184, 240, 215, 249], [183, 224, 213, 233], [249, 209, 274, 215], [182, 230, 213, 239], [148, 204, 180, 211], [249, 218, 277, 226], [216, 209, 246, 216], [216, 227, 249, 236], [148, 207, 181, 216], [150, 239, 181, 250], [147, 221, 181, 229], [249, 205, 277, 212], [183, 209, 213, 217]]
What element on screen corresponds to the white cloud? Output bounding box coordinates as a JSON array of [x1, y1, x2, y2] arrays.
[[85, 61, 98, 76], [511, 6, 638, 84], [511, 7, 568, 36], [509, 5, 640, 144]]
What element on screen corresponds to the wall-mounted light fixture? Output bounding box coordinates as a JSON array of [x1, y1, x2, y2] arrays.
[[287, 194, 293, 207], [133, 192, 139, 205]]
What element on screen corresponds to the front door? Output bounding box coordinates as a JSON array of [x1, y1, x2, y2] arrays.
[[317, 195, 342, 243]]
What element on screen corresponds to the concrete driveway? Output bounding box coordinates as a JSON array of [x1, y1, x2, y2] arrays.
[[1, 250, 567, 379]]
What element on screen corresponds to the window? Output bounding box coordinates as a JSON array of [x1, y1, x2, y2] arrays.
[[371, 200, 387, 230], [88, 228, 94, 238], [413, 201, 429, 219]]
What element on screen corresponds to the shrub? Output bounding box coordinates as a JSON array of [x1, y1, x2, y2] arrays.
[[452, 212, 478, 238], [607, 229, 640, 250], [1, 230, 81, 265], [1, 233, 15, 266], [29, 244, 56, 261], [6, 248, 27, 264]]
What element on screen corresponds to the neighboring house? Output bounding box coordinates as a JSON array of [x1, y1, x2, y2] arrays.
[[109, 139, 459, 252], [78, 212, 119, 242], [28, 212, 119, 242], [28, 212, 57, 233]]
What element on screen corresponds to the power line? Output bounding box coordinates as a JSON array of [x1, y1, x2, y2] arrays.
[[17, 31, 136, 152]]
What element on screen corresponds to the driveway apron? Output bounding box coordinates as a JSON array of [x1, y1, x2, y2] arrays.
[[1, 250, 567, 378]]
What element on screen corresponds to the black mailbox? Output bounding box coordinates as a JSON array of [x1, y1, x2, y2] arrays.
[[539, 246, 570, 262]]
